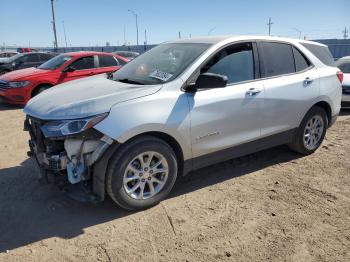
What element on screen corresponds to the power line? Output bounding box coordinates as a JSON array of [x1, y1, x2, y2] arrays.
[[267, 17, 273, 36]]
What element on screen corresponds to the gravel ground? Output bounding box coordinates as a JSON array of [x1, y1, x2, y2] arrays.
[[0, 104, 349, 262]]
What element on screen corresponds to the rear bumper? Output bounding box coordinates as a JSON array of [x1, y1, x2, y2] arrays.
[[0, 86, 32, 105], [342, 94, 350, 103]]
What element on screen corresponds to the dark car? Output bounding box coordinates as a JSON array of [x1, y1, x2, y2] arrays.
[[112, 51, 139, 60], [0, 52, 56, 75]]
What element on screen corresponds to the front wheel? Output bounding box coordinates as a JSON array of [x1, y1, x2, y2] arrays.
[[289, 106, 328, 155], [106, 136, 178, 210]]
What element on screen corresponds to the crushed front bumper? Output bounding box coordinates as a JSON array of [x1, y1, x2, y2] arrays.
[[24, 116, 115, 202]]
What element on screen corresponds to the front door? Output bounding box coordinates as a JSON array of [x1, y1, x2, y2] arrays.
[[188, 42, 264, 169], [59, 55, 96, 83]]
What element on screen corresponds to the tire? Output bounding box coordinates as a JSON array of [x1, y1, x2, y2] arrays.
[[289, 106, 328, 155], [32, 85, 51, 97], [106, 135, 178, 210]]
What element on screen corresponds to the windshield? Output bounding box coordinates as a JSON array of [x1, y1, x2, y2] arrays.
[[38, 54, 72, 70], [113, 43, 211, 85]]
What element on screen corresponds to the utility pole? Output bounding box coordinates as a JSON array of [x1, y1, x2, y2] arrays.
[[343, 26, 348, 39], [267, 17, 273, 36], [128, 9, 139, 46], [144, 29, 147, 45], [62, 21, 68, 48], [50, 0, 58, 49]]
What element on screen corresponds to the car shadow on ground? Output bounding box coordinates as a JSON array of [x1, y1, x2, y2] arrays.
[[0, 144, 303, 252], [0, 102, 23, 111], [340, 108, 350, 116]]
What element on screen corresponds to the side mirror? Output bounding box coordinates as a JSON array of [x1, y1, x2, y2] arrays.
[[187, 73, 228, 92], [62, 65, 76, 73]]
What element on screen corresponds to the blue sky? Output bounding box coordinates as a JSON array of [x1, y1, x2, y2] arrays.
[[1, 0, 349, 47]]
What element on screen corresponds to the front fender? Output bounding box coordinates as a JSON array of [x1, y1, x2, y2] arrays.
[[94, 90, 193, 160]]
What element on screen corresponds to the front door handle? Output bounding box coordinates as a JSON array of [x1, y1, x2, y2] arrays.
[[246, 88, 261, 96], [303, 77, 313, 86]]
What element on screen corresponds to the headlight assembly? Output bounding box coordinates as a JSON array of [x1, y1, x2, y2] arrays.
[[8, 81, 30, 88], [40, 113, 108, 138]]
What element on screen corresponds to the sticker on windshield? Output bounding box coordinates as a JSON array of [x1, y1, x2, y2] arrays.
[[149, 69, 173, 82]]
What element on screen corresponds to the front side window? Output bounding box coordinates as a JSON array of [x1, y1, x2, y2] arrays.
[[261, 42, 295, 77], [38, 54, 72, 70], [70, 56, 95, 70], [113, 43, 211, 85], [201, 43, 254, 84], [98, 55, 118, 67]]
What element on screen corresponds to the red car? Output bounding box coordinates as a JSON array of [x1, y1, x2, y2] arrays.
[[0, 51, 128, 105]]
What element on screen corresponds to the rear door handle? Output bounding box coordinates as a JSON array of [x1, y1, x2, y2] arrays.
[[303, 77, 313, 86], [246, 88, 261, 96]]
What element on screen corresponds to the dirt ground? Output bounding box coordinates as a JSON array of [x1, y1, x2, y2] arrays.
[[0, 103, 349, 262]]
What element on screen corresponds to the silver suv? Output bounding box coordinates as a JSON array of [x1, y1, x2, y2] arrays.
[[24, 36, 342, 210]]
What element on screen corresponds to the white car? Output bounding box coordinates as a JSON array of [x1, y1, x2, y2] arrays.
[[335, 56, 350, 107], [24, 36, 342, 210]]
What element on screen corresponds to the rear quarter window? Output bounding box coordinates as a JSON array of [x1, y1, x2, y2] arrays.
[[301, 43, 335, 66]]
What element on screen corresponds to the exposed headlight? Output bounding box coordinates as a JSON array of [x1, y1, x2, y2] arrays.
[[40, 113, 108, 138], [8, 81, 30, 88]]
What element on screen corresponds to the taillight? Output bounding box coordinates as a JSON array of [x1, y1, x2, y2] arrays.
[[337, 71, 343, 83]]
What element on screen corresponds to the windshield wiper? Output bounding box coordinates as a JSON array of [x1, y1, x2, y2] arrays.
[[115, 78, 145, 85]]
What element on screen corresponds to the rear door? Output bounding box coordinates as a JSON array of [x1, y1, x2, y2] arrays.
[[95, 55, 120, 75], [60, 55, 96, 82], [258, 41, 320, 139]]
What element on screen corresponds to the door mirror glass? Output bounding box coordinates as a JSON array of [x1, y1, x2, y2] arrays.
[[189, 73, 227, 91]]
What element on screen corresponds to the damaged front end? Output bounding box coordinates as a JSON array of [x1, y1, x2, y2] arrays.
[[24, 113, 114, 202]]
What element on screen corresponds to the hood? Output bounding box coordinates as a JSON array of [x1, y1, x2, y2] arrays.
[[0, 67, 49, 80], [24, 74, 162, 120]]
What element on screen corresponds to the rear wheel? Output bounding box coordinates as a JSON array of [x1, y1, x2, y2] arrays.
[[289, 106, 328, 155], [106, 136, 178, 210]]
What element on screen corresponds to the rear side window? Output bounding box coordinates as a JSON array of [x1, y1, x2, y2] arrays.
[[98, 55, 118, 67], [261, 42, 295, 77], [27, 54, 39, 62], [293, 47, 311, 72], [70, 56, 95, 70], [337, 61, 350, 74], [40, 53, 54, 61], [301, 43, 335, 66]]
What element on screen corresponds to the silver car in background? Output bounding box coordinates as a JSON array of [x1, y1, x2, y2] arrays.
[[24, 36, 342, 210], [335, 56, 350, 107]]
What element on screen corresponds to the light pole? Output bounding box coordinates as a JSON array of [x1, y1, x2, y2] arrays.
[[294, 28, 302, 39], [128, 9, 139, 46], [50, 0, 58, 49], [62, 21, 68, 48]]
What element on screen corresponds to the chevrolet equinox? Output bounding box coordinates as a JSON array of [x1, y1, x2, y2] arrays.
[[24, 36, 343, 210]]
